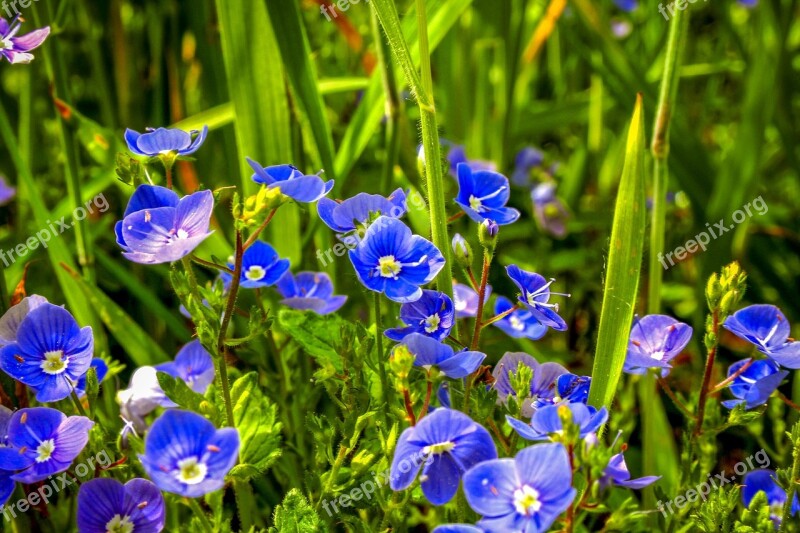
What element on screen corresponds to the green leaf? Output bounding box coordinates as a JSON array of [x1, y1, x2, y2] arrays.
[[588, 95, 647, 411], [62, 265, 169, 366], [269, 489, 327, 533], [230, 372, 282, 479], [278, 309, 357, 378], [156, 372, 220, 424]]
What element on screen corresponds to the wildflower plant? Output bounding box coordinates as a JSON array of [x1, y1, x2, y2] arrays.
[[0, 0, 796, 531]]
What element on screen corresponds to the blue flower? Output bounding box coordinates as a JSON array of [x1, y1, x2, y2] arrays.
[[506, 266, 569, 331], [77, 478, 166, 533], [623, 314, 693, 376], [453, 282, 490, 318], [507, 403, 608, 441], [349, 216, 445, 303], [0, 406, 16, 506], [613, 0, 638, 11], [738, 0, 757, 7], [742, 470, 799, 525], [220, 241, 290, 289], [511, 147, 544, 186], [598, 449, 660, 490], [0, 303, 93, 402], [116, 185, 215, 264], [276, 271, 347, 315], [0, 407, 93, 483], [433, 526, 484, 533], [0, 294, 48, 347], [317, 188, 408, 233], [398, 333, 485, 378], [74, 358, 109, 398], [492, 296, 548, 340], [455, 164, 520, 225], [463, 443, 576, 533], [125, 126, 208, 157], [555, 374, 591, 405], [247, 158, 333, 203], [724, 304, 800, 369], [532, 183, 570, 238], [155, 340, 215, 394], [140, 410, 239, 498], [390, 408, 497, 505], [385, 290, 455, 342], [491, 353, 568, 417], [0, 175, 15, 206], [0, 16, 50, 64], [721, 359, 788, 410]]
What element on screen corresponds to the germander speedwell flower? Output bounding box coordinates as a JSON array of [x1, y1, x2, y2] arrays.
[[385, 290, 455, 342], [140, 410, 239, 498], [0, 303, 93, 402], [623, 314, 693, 376], [455, 164, 520, 225], [125, 126, 208, 158], [349, 216, 445, 303], [247, 157, 333, 203], [221, 241, 290, 290], [77, 478, 166, 533], [390, 408, 497, 505], [276, 271, 347, 315], [506, 265, 570, 331], [724, 304, 800, 369], [0, 16, 50, 64]]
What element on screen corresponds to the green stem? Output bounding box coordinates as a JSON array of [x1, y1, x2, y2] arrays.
[[373, 292, 391, 410], [70, 388, 88, 418], [185, 498, 213, 533], [693, 309, 719, 438], [370, 0, 455, 308], [648, 5, 689, 313], [216, 231, 243, 427], [643, 6, 689, 519], [371, 9, 402, 192], [779, 437, 800, 533]]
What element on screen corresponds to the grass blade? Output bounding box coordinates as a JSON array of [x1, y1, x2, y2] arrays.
[[588, 95, 647, 410]]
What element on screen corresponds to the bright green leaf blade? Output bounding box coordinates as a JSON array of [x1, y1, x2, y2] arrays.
[[231, 372, 282, 478], [588, 95, 647, 410]]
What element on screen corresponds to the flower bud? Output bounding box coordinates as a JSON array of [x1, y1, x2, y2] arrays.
[[478, 219, 499, 252], [452, 233, 472, 268]]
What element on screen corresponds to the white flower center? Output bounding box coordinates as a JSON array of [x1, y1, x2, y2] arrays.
[[513, 484, 542, 515], [650, 350, 666, 361], [422, 441, 455, 455], [36, 439, 56, 463], [40, 350, 68, 375], [176, 457, 207, 485], [510, 315, 525, 331], [105, 514, 134, 533], [245, 265, 266, 281], [0, 39, 11, 50], [377, 256, 402, 279], [424, 313, 441, 333], [469, 195, 483, 211]]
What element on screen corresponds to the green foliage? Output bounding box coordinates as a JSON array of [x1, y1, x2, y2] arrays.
[[691, 485, 740, 533], [269, 489, 327, 533], [734, 492, 775, 532], [229, 372, 283, 481]]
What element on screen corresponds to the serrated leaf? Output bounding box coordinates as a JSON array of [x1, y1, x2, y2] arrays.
[[269, 489, 327, 533], [231, 372, 282, 479], [278, 309, 357, 377]]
